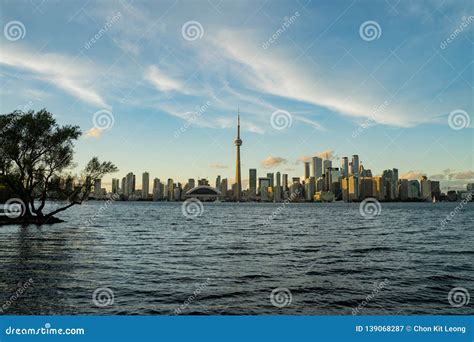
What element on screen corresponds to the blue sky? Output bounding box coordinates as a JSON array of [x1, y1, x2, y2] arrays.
[[0, 0, 473, 190]]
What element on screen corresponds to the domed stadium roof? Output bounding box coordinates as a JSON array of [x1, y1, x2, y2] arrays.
[[186, 185, 221, 196]]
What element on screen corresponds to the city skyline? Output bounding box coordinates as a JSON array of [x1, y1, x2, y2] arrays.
[[0, 1, 472, 191]]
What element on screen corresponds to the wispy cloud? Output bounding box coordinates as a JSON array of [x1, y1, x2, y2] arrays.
[[210, 163, 228, 169], [0, 46, 108, 107], [145, 65, 186, 93]]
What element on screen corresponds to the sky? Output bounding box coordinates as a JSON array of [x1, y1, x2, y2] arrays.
[[0, 0, 473, 191]]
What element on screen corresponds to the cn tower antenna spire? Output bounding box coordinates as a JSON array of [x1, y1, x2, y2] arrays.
[[234, 109, 242, 201]]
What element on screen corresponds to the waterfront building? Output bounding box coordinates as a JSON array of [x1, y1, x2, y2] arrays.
[[220, 178, 228, 200], [399, 179, 409, 200], [372, 176, 384, 201], [312, 156, 322, 178], [359, 176, 373, 199], [420, 176, 431, 201], [249, 169, 257, 199], [274, 172, 282, 202], [215, 175, 221, 189], [341, 157, 349, 178], [408, 180, 420, 199], [258, 177, 271, 201], [323, 159, 332, 175], [282, 174, 289, 192], [352, 155, 359, 176], [304, 162, 310, 180], [111, 178, 120, 194], [430, 181, 441, 201], [167, 178, 174, 200], [185, 185, 220, 201], [305, 177, 316, 201], [142, 172, 149, 200]]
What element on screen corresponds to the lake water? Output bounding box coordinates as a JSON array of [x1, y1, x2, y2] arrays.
[[0, 201, 472, 315]]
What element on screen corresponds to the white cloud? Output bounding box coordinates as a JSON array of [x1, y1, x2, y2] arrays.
[[0, 46, 108, 108], [145, 65, 186, 93]]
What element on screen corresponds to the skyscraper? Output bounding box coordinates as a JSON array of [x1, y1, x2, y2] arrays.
[[142, 172, 149, 199], [352, 155, 359, 176], [304, 162, 310, 180], [249, 169, 257, 199], [341, 157, 349, 178], [112, 178, 120, 194], [323, 159, 332, 175], [312, 156, 322, 178], [266, 172, 274, 188], [234, 111, 242, 201]]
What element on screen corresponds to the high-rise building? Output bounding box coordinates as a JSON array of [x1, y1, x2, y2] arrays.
[[249, 169, 257, 199], [282, 174, 289, 192], [111, 178, 120, 194], [420, 176, 431, 201], [312, 157, 322, 178], [121, 177, 126, 195], [188, 178, 196, 189], [215, 175, 221, 189], [167, 178, 174, 200], [266, 173, 274, 188], [323, 159, 332, 175], [304, 162, 310, 180], [274, 171, 282, 201], [372, 176, 384, 200], [408, 180, 420, 199], [305, 177, 316, 201], [430, 181, 441, 201], [142, 172, 149, 199], [94, 179, 102, 198], [258, 177, 271, 201], [352, 155, 359, 176], [125, 172, 135, 197], [359, 177, 374, 199], [234, 111, 243, 201], [220, 178, 228, 200], [399, 179, 409, 201], [341, 157, 349, 178]]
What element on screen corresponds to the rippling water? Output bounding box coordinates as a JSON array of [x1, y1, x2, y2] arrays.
[[0, 201, 473, 315]]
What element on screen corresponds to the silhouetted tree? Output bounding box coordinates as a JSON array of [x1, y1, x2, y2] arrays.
[[0, 109, 118, 223]]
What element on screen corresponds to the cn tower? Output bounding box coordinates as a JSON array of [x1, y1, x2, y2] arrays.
[[234, 110, 242, 201]]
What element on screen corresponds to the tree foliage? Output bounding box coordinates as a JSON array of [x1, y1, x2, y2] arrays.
[[0, 109, 118, 221]]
